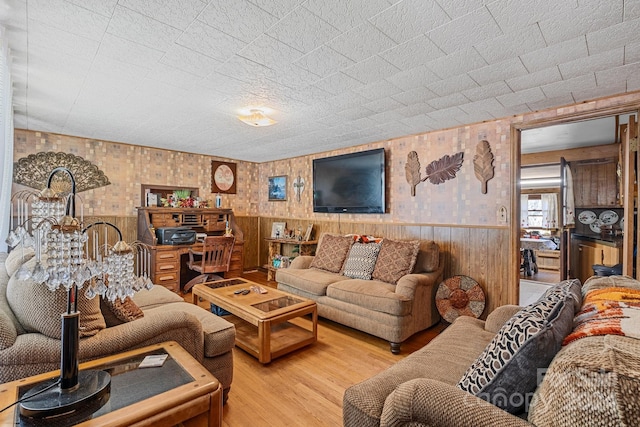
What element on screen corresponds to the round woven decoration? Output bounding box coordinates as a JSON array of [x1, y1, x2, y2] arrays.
[[435, 275, 485, 323]]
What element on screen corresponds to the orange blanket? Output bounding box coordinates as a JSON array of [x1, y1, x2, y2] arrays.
[[562, 287, 640, 346]]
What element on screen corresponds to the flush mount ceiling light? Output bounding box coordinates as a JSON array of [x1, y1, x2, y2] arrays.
[[238, 108, 277, 127]]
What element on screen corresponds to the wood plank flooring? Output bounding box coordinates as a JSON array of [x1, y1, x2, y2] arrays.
[[184, 270, 446, 427]]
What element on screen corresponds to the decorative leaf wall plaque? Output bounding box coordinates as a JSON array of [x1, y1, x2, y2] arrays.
[[405, 151, 421, 196], [421, 152, 464, 185], [13, 152, 110, 193], [473, 140, 494, 194]]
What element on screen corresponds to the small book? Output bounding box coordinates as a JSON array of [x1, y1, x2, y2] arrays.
[[138, 354, 168, 368]]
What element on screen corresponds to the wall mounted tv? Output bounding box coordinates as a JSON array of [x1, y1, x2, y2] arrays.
[[313, 148, 386, 214]]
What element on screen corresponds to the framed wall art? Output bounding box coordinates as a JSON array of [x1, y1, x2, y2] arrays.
[[271, 222, 286, 238], [304, 224, 314, 241], [268, 175, 287, 201], [211, 161, 237, 194]]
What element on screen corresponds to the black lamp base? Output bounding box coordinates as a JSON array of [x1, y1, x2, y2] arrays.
[[19, 370, 111, 419]]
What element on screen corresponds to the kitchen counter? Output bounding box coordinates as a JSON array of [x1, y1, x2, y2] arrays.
[[572, 232, 623, 248]]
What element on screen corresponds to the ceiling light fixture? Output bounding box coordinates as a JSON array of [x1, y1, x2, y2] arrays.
[[238, 109, 277, 127]]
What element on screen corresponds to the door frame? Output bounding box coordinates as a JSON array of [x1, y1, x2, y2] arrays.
[[510, 101, 640, 302]]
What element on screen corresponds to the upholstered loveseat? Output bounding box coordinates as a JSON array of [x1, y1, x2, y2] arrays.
[[0, 251, 236, 399], [276, 233, 444, 353], [343, 275, 640, 426]]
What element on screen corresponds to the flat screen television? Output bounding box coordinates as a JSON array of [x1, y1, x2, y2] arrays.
[[313, 148, 386, 214]]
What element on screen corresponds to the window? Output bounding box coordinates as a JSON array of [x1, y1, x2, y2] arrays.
[[521, 194, 559, 229]]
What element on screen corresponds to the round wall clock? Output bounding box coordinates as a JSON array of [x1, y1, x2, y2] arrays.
[[211, 161, 237, 194]]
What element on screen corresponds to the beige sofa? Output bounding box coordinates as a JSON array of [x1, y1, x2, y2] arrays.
[[343, 275, 640, 426], [0, 251, 236, 399], [276, 233, 444, 353]]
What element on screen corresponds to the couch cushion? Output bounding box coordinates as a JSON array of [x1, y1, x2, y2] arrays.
[[7, 257, 106, 339], [0, 253, 25, 335], [275, 267, 345, 296], [100, 296, 144, 327], [342, 242, 381, 280], [0, 309, 17, 349], [145, 302, 236, 358], [5, 246, 35, 277], [414, 241, 440, 273], [372, 239, 420, 284], [326, 279, 412, 316], [457, 279, 580, 414], [131, 285, 184, 309], [310, 234, 353, 273]]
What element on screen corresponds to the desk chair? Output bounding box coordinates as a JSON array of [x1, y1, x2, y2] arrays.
[[183, 236, 236, 293]]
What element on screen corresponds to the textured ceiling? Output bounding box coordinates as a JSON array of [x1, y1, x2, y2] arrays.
[[1, 0, 640, 162]]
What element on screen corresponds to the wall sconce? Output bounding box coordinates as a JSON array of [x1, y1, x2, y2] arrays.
[[238, 109, 277, 127]]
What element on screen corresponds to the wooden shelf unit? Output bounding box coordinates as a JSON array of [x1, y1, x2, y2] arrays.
[[137, 207, 244, 292], [264, 238, 318, 281]]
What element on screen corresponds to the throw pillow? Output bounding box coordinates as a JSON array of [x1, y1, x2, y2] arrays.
[[457, 279, 580, 414], [414, 241, 440, 273], [310, 234, 354, 273], [5, 245, 35, 277], [100, 296, 144, 327], [371, 239, 420, 284], [342, 242, 381, 280], [6, 257, 106, 339]]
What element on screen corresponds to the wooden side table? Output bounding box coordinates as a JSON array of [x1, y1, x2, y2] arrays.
[[0, 341, 222, 427], [264, 238, 318, 281]]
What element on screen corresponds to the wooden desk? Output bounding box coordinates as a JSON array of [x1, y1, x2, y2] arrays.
[[151, 241, 244, 292], [0, 341, 222, 427], [137, 207, 245, 292]]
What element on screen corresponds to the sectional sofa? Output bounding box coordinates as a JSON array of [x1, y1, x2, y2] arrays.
[[344, 275, 640, 426], [0, 250, 236, 400]]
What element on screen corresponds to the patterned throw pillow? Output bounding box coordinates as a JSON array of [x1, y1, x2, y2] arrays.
[[342, 243, 381, 280], [310, 234, 354, 273], [100, 296, 144, 327], [457, 279, 581, 414], [371, 239, 420, 284]]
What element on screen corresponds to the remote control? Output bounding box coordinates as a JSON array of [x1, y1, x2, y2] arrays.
[[234, 289, 245, 294], [241, 289, 250, 295]]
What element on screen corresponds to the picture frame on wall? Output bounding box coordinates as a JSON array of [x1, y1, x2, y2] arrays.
[[271, 222, 286, 239], [304, 224, 314, 241], [211, 161, 237, 194], [268, 175, 287, 201]]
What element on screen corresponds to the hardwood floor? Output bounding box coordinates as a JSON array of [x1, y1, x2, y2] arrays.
[[520, 268, 560, 284], [185, 270, 446, 427]]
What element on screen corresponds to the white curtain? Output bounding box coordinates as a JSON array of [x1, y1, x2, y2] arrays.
[[541, 194, 559, 229], [520, 195, 529, 228], [0, 26, 14, 253]]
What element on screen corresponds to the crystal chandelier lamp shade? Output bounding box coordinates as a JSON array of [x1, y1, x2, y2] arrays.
[[5, 167, 153, 419]]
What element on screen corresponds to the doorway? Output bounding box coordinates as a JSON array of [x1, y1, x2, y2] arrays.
[[512, 108, 639, 305]]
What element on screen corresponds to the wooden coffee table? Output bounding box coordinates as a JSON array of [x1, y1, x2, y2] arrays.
[[0, 341, 222, 427], [192, 278, 317, 364]]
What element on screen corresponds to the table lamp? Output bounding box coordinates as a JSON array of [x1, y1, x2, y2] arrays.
[[6, 167, 153, 419]]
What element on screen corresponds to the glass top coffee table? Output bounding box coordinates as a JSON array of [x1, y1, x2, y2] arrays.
[[0, 341, 222, 427], [192, 278, 317, 364]]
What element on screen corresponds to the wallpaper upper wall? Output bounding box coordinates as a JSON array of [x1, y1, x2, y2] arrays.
[[12, 131, 260, 217], [258, 119, 512, 226], [12, 90, 640, 227]]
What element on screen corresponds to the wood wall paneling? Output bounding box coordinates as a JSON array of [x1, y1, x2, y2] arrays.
[[260, 217, 510, 317]]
